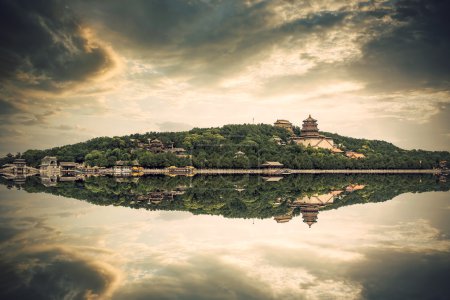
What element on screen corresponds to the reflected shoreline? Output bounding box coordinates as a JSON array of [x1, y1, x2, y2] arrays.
[[1, 173, 448, 228]]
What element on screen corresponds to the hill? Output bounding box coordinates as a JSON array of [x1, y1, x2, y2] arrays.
[[1, 123, 449, 169]]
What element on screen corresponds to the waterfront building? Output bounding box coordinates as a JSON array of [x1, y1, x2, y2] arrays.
[[260, 161, 284, 168], [40, 156, 58, 172], [113, 161, 132, 176], [12, 159, 26, 175], [60, 162, 78, 174]]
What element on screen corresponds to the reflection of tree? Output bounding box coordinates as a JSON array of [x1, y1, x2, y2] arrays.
[[0, 174, 448, 222]]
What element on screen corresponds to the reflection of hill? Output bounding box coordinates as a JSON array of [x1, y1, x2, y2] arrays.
[[1, 174, 448, 222]]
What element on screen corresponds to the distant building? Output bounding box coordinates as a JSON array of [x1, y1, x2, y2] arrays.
[[345, 151, 366, 159], [274, 119, 294, 135], [59, 162, 77, 174], [147, 139, 165, 153], [167, 147, 188, 157], [234, 151, 246, 158], [272, 136, 286, 145], [260, 161, 284, 168], [292, 115, 335, 150], [330, 147, 344, 153]]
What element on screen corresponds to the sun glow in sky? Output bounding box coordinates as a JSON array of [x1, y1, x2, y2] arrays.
[[0, 0, 449, 153]]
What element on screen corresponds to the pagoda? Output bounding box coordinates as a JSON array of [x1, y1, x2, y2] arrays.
[[292, 115, 335, 150], [300, 115, 320, 137]]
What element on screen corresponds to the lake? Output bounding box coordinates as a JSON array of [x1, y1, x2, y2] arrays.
[[0, 174, 449, 299]]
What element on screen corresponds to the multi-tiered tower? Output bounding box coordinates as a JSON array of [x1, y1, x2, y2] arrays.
[[292, 115, 335, 149], [300, 115, 320, 137]]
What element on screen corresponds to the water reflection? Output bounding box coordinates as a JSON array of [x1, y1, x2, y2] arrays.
[[1, 173, 447, 227], [0, 174, 449, 299]]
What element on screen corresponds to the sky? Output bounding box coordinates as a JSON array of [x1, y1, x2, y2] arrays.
[[0, 0, 449, 154]]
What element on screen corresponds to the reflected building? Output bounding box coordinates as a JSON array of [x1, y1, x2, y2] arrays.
[[135, 190, 185, 205], [274, 214, 293, 223], [283, 190, 343, 227], [345, 184, 365, 192], [41, 174, 58, 187]]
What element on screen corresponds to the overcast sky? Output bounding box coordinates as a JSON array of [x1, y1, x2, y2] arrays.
[[0, 0, 449, 154]]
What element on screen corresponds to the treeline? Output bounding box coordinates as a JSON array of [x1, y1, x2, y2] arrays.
[[1, 124, 449, 169]]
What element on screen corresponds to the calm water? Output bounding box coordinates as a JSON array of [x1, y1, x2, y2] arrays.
[[0, 174, 449, 300]]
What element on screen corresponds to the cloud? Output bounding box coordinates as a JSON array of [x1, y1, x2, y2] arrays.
[[349, 0, 450, 92], [0, 0, 114, 91], [52, 124, 87, 131], [72, 0, 353, 86], [0, 99, 21, 115], [156, 121, 193, 132]]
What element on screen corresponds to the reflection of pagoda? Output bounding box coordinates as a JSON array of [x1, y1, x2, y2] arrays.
[[289, 191, 342, 228], [300, 205, 319, 227], [292, 115, 335, 150]]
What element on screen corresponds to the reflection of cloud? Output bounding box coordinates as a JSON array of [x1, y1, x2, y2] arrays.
[[365, 219, 450, 252], [0, 187, 449, 299], [347, 249, 450, 300], [0, 245, 121, 300], [113, 255, 273, 300]]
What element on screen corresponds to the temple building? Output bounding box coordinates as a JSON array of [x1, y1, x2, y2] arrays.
[[147, 139, 165, 153], [40, 156, 58, 172], [274, 119, 294, 135], [11, 159, 26, 175], [345, 151, 366, 159], [59, 162, 78, 174], [292, 115, 335, 150]]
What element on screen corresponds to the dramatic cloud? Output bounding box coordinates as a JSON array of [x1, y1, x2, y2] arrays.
[[0, 0, 113, 90], [350, 0, 450, 91], [0, 0, 449, 153]]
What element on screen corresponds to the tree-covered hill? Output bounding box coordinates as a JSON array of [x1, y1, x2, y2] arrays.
[[1, 123, 449, 169]]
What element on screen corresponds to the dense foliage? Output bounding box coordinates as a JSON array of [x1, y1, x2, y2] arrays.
[[1, 124, 449, 169]]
